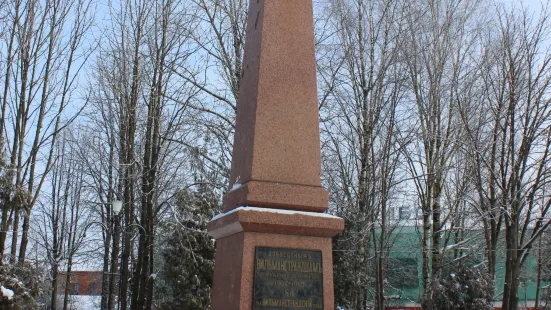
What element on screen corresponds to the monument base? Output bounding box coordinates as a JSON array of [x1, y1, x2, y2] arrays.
[[222, 180, 329, 213], [208, 207, 344, 310]]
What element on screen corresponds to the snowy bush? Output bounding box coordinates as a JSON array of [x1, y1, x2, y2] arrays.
[[433, 264, 494, 310], [0, 263, 47, 309]]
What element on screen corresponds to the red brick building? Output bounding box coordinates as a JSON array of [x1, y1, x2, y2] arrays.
[[57, 271, 117, 296]]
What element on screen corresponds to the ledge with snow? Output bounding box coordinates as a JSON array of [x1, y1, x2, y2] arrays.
[[208, 206, 344, 239]]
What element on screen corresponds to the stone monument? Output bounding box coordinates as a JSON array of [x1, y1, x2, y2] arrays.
[[207, 0, 344, 309]]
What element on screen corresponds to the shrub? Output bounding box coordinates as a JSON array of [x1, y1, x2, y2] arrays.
[[433, 264, 494, 310], [0, 263, 47, 309]]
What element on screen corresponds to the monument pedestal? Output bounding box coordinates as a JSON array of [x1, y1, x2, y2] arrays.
[[208, 0, 344, 308], [208, 208, 344, 310]]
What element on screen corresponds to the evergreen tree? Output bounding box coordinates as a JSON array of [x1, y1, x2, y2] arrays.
[[0, 263, 48, 309], [332, 218, 373, 309], [157, 184, 219, 310]]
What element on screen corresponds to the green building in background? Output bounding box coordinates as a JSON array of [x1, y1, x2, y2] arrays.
[[381, 226, 550, 308]]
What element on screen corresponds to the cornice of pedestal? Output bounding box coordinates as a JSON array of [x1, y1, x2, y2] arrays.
[[222, 180, 329, 213], [207, 206, 344, 240]]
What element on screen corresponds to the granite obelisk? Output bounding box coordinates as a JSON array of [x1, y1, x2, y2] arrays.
[[208, 0, 344, 309]]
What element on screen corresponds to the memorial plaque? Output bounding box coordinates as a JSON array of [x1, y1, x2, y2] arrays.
[[253, 247, 323, 309]]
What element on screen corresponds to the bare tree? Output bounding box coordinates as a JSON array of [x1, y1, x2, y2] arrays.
[[401, 0, 486, 307], [317, 0, 409, 308], [170, 0, 248, 191], [0, 0, 94, 264], [86, 1, 199, 308], [70, 107, 119, 310], [459, 4, 551, 310], [34, 130, 93, 310]]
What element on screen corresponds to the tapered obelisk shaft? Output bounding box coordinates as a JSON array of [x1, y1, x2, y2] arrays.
[[223, 0, 328, 213]]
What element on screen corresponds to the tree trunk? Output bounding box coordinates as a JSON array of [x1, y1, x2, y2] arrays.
[[9, 211, 19, 264], [131, 220, 147, 310], [101, 229, 111, 310], [432, 179, 443, 281], [534, 234, 543, 310], [17, 207, 30, 262], [119, 180, 133, 310], [421, 204, 432, 310], [50, 262, 59, 310], [503, 215, 521, 310], [375, 219, 385, 310], [108, 215, 120, 310], [145, 234, 155, 310], [0, 204, 11, 264], [63, 260, 74, 310], [120, 7, 142, 306]]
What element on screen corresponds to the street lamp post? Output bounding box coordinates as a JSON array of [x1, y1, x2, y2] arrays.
[[107, 200, 122, 310], [112, 200, 123, 216]]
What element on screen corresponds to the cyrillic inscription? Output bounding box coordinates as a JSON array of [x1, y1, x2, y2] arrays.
[[253, 247, 323, 310]]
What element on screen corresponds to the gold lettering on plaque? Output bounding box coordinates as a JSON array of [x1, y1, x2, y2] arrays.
[[256, 259, 322, 273], [253, 247, 323, 309]]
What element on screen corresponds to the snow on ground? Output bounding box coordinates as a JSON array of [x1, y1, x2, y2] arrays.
[[64, 295, 101, 310]]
